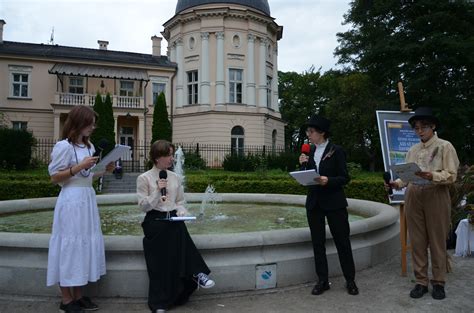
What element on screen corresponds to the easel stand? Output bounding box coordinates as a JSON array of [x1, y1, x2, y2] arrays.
[[397, 81, 411, 276], [399, 202, 411, 276]]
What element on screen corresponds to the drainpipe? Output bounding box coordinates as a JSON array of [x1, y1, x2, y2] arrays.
[[170, 70, 176, 141]]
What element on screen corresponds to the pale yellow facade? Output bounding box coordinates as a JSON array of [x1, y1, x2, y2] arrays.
[[0, 1, 285, 168]]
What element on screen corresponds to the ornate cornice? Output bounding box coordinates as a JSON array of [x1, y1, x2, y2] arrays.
[[163, 7, 280, 39]]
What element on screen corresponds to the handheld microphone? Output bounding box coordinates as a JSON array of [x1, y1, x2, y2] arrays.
[[383, 171, 393, 195], [301, 143, 311, 170], [93, 138, 109, 159], [159, 170, 167, 197]]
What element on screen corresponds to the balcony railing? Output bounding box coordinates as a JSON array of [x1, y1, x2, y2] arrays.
[[54, 93, 144, 109]]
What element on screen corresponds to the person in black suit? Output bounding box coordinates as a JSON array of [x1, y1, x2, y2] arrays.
[[299, 115, 359, 296]]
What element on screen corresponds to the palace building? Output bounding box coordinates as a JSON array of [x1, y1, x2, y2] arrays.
[[0, 0, 284, 165]]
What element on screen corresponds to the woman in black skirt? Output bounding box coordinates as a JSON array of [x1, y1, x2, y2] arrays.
[[137, 140, 215, 313]]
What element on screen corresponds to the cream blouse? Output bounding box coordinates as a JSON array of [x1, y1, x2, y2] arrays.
[[396, 133, 459, 187], [136, 167, 187, 214]]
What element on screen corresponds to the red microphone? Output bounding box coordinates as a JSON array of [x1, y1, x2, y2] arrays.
[[301, 143, 311, 170]]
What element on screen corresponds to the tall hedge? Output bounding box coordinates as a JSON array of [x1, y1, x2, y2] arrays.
[[151, 92, 172, 144], [0, 128, 35, 170], [91, 93, 116, 154]]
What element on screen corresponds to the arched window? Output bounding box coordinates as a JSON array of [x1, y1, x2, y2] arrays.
[[231, 126, 244, 155], [272, 129, 277, 153]]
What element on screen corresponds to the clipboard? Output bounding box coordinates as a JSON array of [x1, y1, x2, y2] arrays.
[[154, 216, 197, 221], [390, 162, 431, 185], [289, 169, 321, 186], [91, 145, 131, 173]]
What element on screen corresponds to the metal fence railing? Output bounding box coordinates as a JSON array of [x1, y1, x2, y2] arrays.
[[33, 138, 288, 172]]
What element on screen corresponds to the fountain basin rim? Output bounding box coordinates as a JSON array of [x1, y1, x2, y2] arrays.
[[0, 193, 398, 250]]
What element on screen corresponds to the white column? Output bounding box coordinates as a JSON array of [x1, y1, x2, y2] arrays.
[[170, 42, 176, 62], [200, 32, 210, 106], [114, 115, 118, 142], [258, 37, 267, 108], [215, 32, 225, 106], [138, 115, 145, 165], [246, 34, 256, 106], [175, 38, 184, 108], [53, 113, 60, 140], [272, 46, 279, 112]]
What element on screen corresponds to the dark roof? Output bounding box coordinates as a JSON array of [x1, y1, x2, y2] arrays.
[[175, 0, 271, 16], [0, 41, 176, 69]]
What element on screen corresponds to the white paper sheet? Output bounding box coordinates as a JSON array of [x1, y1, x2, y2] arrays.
[[390, 162, 431, 185], [170, 216, 197, 221], [91, 145, 131, 173], [289, 169, 321, 186]]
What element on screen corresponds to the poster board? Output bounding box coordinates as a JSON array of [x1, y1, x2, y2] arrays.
[[376, 111, 418, 203]]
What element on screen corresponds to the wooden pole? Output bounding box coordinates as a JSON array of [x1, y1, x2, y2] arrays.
[[397, 81, 411, 112], [399, 203, 409, 276], [398, 81, 411, 275]]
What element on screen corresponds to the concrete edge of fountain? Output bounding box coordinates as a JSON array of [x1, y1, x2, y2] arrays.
[[0, 193, 400, 297], [0, 193, 398, 249]]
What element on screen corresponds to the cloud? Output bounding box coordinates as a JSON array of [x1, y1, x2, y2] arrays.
[[0, 0, 350, 73]]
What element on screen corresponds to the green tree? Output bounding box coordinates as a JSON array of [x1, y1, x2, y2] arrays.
[[321, 71, 382, 171], [278, 67, 325, 151], [91, 93, 115, 154], [151, 92, 171, 144], [335, 0, 474, 163]]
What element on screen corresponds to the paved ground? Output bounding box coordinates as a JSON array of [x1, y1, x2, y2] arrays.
[[0, 250, 472, 313]]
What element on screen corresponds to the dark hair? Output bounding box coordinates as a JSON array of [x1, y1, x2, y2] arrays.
[[150, 140, 172, 165], [307, 126, 330, 140], [409, 119, 435, 128], [61, 105, 98, 148]]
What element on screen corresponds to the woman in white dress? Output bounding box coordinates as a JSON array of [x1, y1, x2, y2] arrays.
[[47, 105, 114, 313]]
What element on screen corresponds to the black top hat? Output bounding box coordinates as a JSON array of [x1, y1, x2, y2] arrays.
[[408, 107, 440, 129], [306, 115, 331, 134]]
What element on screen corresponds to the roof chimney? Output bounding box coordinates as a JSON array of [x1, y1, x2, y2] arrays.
[[151, 35, 162, 56], [98, 40, 109, 50], [0, 20, 6, 44]]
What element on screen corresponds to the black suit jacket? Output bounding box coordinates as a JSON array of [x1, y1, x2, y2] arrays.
[[303, 142, 350, 211]]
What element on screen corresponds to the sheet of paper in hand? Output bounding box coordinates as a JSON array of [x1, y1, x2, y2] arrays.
[[390, 162, 431, 185], [289, 169, 321, 186], [91, 145, 131, 173]]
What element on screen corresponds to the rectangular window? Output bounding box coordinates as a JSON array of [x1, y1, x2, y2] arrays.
[[12, 121, 27, 131], [9, 65, 32, 98], [187, 70, 198, 105], [266, 76, 272, 108], [229, 69, 243, 103], [69, 77, 84, 94], [120, 81, 134, 97], [152, 83, 166, 104]]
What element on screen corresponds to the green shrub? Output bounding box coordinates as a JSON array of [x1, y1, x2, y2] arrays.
[[0, 180, 60, 200], [266, 151, 300, 172], [0, 128, 35, 170], [183, 151, 207, 170]]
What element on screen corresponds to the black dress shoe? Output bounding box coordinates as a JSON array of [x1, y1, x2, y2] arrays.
[[432, 284, 446, 300], [346, 280, 359, 295], [409, 284, 428, 298], [311, 281, 330, 295]]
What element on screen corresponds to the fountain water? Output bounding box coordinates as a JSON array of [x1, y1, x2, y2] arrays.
[[199, 185, 225, 220], [174, 146, 185, 183]]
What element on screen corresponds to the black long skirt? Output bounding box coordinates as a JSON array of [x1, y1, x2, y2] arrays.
[[142, 210, 211, 311]]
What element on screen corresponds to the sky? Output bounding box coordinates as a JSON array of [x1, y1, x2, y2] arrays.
[[0, 0, 351, 73]]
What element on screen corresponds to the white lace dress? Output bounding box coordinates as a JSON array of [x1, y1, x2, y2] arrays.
[[46, 140, 106, 287]]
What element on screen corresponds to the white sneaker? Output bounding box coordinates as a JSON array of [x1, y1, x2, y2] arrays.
[[193, 272, 215, 289]]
